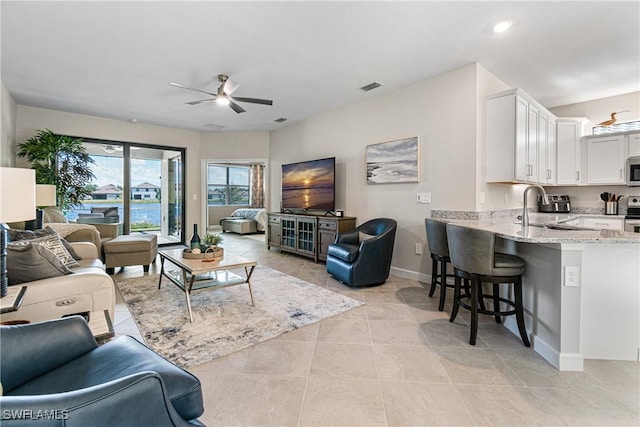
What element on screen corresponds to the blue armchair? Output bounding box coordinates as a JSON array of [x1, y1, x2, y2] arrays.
[[0, 316, 205, 426], [326, 218, 397, 287]]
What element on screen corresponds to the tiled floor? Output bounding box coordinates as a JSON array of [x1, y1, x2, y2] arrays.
[[111, 232, 640, 426]]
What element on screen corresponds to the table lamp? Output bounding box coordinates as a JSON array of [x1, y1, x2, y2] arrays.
[[24, 184, 57, 230], [0, 168, 36, 297]]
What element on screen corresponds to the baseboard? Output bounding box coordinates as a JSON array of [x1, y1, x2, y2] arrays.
[[390, 266, 430, 283], [503, 317, 583, 371]]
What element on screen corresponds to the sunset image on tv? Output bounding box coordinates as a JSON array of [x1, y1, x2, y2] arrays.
[[282, 157, 335, 210]]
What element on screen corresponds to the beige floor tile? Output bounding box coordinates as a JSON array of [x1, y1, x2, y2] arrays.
[[583, 359, 640, 389], [433, 346, 524, 386], [396, 286, 432, 305], [193, 373, 238, 422], [112, 316, 141, 335], [366, 303, 415, 321], [495, 348, 605, 389], [317, 318, 371, 344], [273, 321, 319, 342], [476, 322, 532, 349], [241, 339, 315, 377], [380, 381, 476, 426], [191, 347, 251, 374], [373, 344, 450, 383], [210, 375, 307, 426], [363, 289, 405, 305], [533, 385, 640, 426], [456, 384, 565, 426], [369, 319, 430, 346], [299, 377, 387, 426], [407, 303, 452, 322], [310, 342, 378, 379], [420, 319, 489, 348]]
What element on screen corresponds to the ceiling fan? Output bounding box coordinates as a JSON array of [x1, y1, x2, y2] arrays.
[[170, 74, 273, 114]]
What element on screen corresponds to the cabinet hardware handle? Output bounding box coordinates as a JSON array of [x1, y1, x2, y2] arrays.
[[620, 168, 623, 179], [576, 171, 580, 181]]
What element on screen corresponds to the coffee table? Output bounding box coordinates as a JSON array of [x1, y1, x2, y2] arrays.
[[158, 248, 257, 322]]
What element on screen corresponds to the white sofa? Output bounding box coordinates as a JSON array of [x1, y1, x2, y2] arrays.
[[0, 241, 116, 324]]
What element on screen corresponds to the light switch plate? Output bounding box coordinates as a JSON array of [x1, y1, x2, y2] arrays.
[[417, 192, 431, 204]]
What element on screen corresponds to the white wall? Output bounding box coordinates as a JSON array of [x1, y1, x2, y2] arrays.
[[549, 92, 640, 211], [0, 80, 17, 167], [270, 64, 483, 277]]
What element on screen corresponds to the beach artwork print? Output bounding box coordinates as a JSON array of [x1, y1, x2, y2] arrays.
[[366, 137, 419, 184]]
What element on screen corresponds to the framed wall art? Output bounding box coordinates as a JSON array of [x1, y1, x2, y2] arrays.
[[366, 136, 419, 184]]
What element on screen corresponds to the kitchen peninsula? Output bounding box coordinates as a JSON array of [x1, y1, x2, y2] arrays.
[[432, 212, 640, 371]]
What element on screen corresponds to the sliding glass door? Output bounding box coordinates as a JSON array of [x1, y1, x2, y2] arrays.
[[76, 140, 185, 245]]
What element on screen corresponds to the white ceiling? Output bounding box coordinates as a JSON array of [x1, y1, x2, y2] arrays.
[[2, 1, 639, 132]]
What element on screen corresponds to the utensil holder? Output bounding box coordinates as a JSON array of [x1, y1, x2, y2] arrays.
[[605, 202, 618, 215]]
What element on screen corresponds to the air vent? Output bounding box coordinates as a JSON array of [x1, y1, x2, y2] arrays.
[[274, 118, 287, 123], [359, 81, 383, 92], [203, 123, 224, 130]]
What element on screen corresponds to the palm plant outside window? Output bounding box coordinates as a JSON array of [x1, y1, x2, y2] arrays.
[[207, 165, 250, 205]]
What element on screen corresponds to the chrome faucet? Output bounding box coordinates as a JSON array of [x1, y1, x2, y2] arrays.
[[522, 184, 550, 227]]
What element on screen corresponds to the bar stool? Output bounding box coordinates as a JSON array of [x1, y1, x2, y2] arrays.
[[424, 218, 456, 311], [445, 223, 530, 347]]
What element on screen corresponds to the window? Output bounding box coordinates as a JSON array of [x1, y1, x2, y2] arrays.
[[207, 165, 250, 206]]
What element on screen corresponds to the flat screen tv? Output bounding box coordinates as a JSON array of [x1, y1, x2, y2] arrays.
[[281, 157, 335, 211]]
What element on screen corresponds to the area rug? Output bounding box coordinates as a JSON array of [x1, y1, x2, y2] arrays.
[[115, 266, 364, 368]]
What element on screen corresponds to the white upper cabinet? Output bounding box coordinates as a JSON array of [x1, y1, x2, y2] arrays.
[[628, 132, 640, 157], [556, 118, 588, 185], [486, 88, 556, 184], [585, 135, 627, 184], [539, 114, 556, 185]]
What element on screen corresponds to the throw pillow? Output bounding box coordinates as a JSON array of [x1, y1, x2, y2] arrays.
[[359, 231, 376, 243], [42, 206, 68, 224], [22, 235, 81, 268], [7, 227, 81, 260], [6, 242, 72, 285]]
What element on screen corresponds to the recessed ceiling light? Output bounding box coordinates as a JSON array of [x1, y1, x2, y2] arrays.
[[493, 20, 513, 33], [360, 81, 384, 92]]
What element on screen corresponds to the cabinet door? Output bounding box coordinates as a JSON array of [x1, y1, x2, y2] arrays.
[[526, 103, 539, 183], [296, 218, 316, 257], [582, 217, 624, 231], [628, 133, 640, 157], [267, 218, 281, 249], [514, 96, 530, 182], [280, 216, 296, 250], [556, 120, 583, 185], [586, 136, 626, 184], [538, 114, 555, 184], [317, 219, 337, 261]]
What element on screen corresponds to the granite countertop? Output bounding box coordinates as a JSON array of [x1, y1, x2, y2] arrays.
[[447, 213, 640, 244]]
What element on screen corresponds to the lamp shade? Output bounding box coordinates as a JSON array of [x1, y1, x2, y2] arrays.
[[0, 168, 36, 222], [36, 184, 57, 207]]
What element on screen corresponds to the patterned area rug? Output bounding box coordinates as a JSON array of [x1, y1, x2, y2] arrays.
[[115, 266, 363, 368]]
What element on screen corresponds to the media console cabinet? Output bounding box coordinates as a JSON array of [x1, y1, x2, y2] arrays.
[[267, 213, 356, 262]]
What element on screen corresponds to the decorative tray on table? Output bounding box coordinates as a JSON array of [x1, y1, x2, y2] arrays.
[[182, 247, 224, 261]]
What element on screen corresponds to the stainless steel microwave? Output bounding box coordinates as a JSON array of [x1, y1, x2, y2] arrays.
[[627, 157, 640, 186]]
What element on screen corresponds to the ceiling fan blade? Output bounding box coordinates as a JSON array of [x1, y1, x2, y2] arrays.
[[169, 82, 217, 97], [228, 100, 246, 114], [231, 96, 273, 106], [224, 79, 239, 95], [185, 98, 217, 105]]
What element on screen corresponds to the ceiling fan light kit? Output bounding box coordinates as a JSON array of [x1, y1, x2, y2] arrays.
[[170, 74, 273, 114]]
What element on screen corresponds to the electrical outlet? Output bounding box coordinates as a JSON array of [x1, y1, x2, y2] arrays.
[[193, 194, 198, 201], [415, 243, 422, 255], [564, 266, 580, 287]]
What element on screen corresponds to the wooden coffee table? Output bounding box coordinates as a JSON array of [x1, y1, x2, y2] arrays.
[[158, 248, 257, 322]]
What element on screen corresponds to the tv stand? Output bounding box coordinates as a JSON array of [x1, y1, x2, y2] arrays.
[[267, 212, 356, 262]]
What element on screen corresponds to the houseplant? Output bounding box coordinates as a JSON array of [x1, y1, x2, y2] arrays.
[[17, 129, 95, 210], [202, 233, 224, 260]]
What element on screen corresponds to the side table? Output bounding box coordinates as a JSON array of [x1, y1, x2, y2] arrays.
[[0, 286, 27, 314]]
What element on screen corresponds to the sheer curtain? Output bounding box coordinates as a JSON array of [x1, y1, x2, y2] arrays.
[[250, 164, 265, 208]]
